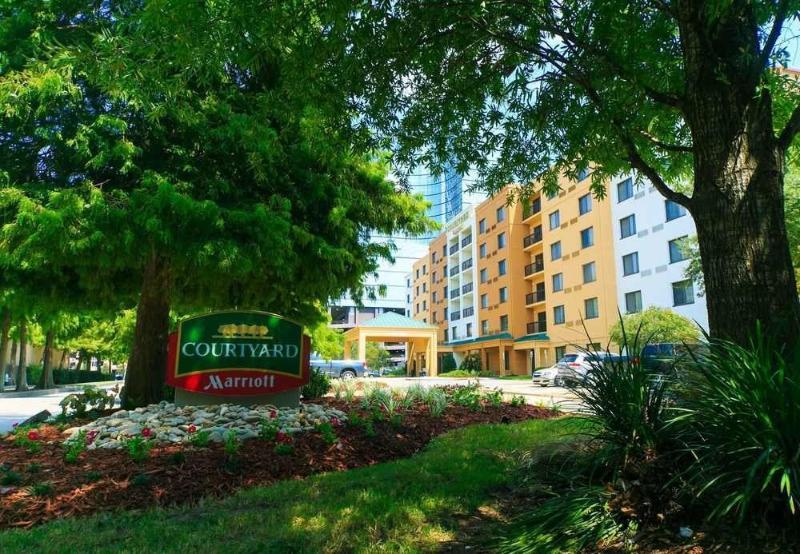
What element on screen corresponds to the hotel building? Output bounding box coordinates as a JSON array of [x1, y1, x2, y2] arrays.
[[407, 172, 708, 375]]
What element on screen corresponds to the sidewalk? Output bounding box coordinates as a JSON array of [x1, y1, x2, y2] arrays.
[[1, 381, 118, 398]]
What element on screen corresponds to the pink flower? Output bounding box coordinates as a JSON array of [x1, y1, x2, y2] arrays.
[[86, 430, 99, 445], [276, 431, 292, 444], [27, 430, 40, 441], [269, 410, 277, 419], [330, 417, 341, 427], [187, 424, 197, 434], [141, 428, 152, 438]]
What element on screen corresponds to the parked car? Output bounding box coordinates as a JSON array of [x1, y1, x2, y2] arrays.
[[309, 356, 368, 379], [532, 352, 627, 387]]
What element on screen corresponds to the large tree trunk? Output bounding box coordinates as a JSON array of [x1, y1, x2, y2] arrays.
[[15, 319, 28, 391], [37, 329, 56, 389], [58, 350, 66, 370], [675, 3, 800, 349], [0, 308, 10, 391], [7, 341, 17, 388], [123, 254, 172, 408]]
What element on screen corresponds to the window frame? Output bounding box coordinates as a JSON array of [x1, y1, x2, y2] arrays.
[[622, 252, 639, 276], [584, 297, 599, 319], [578, 193, 592, 215]]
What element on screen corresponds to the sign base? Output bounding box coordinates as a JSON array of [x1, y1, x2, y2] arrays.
[[174, 387, 301, 408]]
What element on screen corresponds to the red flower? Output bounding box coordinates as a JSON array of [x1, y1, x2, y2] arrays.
[[330, 417, 341, 427], [269, 410, 277, 419], [275, 431, 292, 444], [86, 430, 99, 445], [27, 430, 40, 441], [187, 424, 197, 434], [141, 428, 152, 438]]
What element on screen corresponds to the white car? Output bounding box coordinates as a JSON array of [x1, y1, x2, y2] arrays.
[[532, 352, 625, 387]]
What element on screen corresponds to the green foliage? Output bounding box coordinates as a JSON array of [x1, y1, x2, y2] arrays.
[[259, 419, 279, 442], [188, 430, 211, 448], [273, 443, 294, 456], [332, 380, 357, 403], [441, 353, 457, 373], [28, 482, 54, 497], [609, 307, 701, 346], [448, 383, 482, 411], [59, 386, 115, 417], [0, 469, 22, 486], [510, 395, 526, 407], [26, 463, 40, 475], [482, 388, 503, 408], [308, 316, 344, 360], [426, 388, 449, 417], [458, 353, 482, 373], [569, 334, 672, 472], [168, 452, 186, 465], [438, 369, 497, 378], [131, 474, 152, 488], [52, 369, 114, 385], [301, 369, 331, 400], [84, 471, 102, 484], [673, 333, 800, 521], [224, 430, 240, 462], [125, 436, 153, 463], [316, 423, 338, 445], [63, 431, 87, 464]]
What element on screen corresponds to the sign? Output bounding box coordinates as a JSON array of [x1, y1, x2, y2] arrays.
[[166, 311, 310, 396]]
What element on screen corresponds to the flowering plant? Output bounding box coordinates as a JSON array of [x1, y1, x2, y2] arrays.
[[273, 431, 294, 455], [141, 427, 153, 438], [125, 431, 153, 462], [187, 424, 197, 434], [27, 430, 40, 441]]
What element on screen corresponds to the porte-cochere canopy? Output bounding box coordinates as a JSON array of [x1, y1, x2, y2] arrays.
[[342, 312, 439, 376]]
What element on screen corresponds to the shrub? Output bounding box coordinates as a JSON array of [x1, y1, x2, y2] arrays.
[[316, 422, 338, 445], [125, 434, 153, 462], [259, 419, 279, 441], [449, 383, 482, 410], [302, 369, 331, 400], [84, 471, 102, 483], [426, 388, 448, 417], [458, 353, 482, 373], [224, 430, 241, 461], [379, 394, 400, 419], [0, 470, 22, 486], [609, 306, 700, 346], [405, 383, 430, 404], [52, 369, 114, 385], [482, 388, 503, 408], [568, 330, 673, 472], [188, 429, 211, 447], [64, 431, 89, 464], [273, 431, 294, 455], [29, 482, 54, 497], [510, 395, 526, 407], [59, 386, 115, 417], [441, 353, 457, 372], [26, 463, 41, 474], [673, 333, 800, 522], [13, 427, 42, 453]]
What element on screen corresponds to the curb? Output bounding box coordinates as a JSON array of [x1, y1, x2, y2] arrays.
[[0, 382, 118, 398]]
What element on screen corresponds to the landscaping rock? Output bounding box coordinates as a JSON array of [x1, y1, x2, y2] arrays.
[[63, 402, 347, 449], [19, 410, 52, 427]]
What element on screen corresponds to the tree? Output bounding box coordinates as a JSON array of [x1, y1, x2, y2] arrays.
[[322, 1, 800, 349], [308, 317, 345, 360], [0, 1, 433, 407], [610, 307, 701, 346], [365, 342, 392, 371]]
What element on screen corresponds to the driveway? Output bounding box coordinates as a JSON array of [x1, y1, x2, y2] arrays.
[[0, 383, 120, 433], [370, 376, 583, 412]]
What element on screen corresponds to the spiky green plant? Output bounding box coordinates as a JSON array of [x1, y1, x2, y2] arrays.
[[672, 330, 800, 522]]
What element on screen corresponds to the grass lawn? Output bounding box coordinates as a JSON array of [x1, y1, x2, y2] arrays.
[[0, 418, 575, 553]]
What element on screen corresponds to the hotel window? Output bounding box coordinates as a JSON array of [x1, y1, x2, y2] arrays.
[[584, 297, 599, 319], [579, 193, 592, 215], [498, 232, 506, 249], [498, 259, 507, 276], [481, 320, 489, 335], [669, 236, 689, 263], [549, 210, 560, 230], [466, 323, 473, 337], [451, 326, 457, 340], [444, 285, 448, 297], [479, 218, 486, 233], [578, 167, 591, 181], [432, 271, 437, 283], [555, 345, 566, 360], [673, 279, 695, 306], [582, 262, 596, 284], [415, 286, 419, 295], [422, 283, 427, 292], [481, 293, 489, 308], [617, 178, 633, 202], [432, 312, 437, 323], [406, 278, 411, 287], [423, 264, 427, 274], [551, 241, 562, 261], [432, 291, 437, 303], [625, 290, 643, 314], [499, 287, 508, 303], [443, 245, 447, 257], [422, 300, 426, 310], [415, 269, 419, 279], [500, 315, 509, 331], [553, 305, 566, 325], [622, 252, 639, 276], [406, 294, 410, 303], [480, 243, 487, 258], [665, 200, 687, 221], [432, 252, 437, 263], [620, 214, 636, 239], [552, 272, 564, 292], [496, 206, 505, 222], [444, 329, 449, 341], [480, 268, 488, 283], [415, 303, 419, 314], [580, 226, 594, 248]]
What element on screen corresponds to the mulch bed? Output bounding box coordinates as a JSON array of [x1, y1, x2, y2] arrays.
[[0, 399, 554, 529]]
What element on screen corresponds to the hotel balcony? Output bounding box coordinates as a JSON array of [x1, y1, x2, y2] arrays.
[[449, 243, 459, 256], [461, 258, 473, 271], [524, 260, 545, 278], [461, 235, 472, 248], [450, 311, 461, 321], [523, 227, 543, 250], [522, 197, 542, 222], [449, 265, 459, 277], [525, 290, 546, 307], [526, 321, 547, 334], [461, 282, 473, 294], [462, 306, 475, 317], [449, 288, 460, 300]]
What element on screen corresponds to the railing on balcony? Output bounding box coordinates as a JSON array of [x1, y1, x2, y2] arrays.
[[449, 289, 460, 299], [462, 306, 475, 317], [449, 244, 459, 255], [461, 235, 472, 248], [523, 227, 543, 248], [524, 260, 545, 276], [525, 290, 546, 305], [462, 282, 473, 294], [450, 311, 461, 321], [461, 258, 473, 271], [527, 321, 547, 334], [523, 197, 542, 219], [449, 265, 459, 277]]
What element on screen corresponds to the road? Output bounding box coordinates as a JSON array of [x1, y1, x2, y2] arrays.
[[0, 383, 120, 433], [370, 376, 582, 412]]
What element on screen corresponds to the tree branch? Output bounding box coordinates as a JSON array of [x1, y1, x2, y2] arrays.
[[758, 0, 789, 72], [638, 130, 693, 153], [623, 135, 692, 207], [778, 103, 800, 151]]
